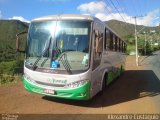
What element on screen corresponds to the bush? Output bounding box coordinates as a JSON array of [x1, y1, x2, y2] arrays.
[[0, 59, 24, 75], [0, 74, 22, 85]]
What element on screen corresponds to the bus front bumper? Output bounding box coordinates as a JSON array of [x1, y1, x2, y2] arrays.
[[23, 78, 91, 100]]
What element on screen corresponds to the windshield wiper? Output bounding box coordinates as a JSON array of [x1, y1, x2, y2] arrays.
[[58, 52, 72, 73], [53, 48, 72, 74], [32, 37, 51, 70]]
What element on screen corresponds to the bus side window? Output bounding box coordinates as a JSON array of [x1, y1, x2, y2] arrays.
[[121, 41, 123, 52], [115, 36, 118, 51], [117, 37, 119, 52], [95, 30, 98, 53], [105, 29, 110, 50], [104, 28, 106, 49], [123, 42, 126, 53], [112, 35, 115, 51], [110, 32, 113, 50], [95, 30, 103, 56], [124, 43, 127, 53], [92, 29, 103, 70], [119, 39, 121, 52]]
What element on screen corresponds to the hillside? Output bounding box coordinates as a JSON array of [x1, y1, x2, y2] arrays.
[[0, 20, 28, 49], [0, 20, 28, 61], [105, 20, 160, 41]]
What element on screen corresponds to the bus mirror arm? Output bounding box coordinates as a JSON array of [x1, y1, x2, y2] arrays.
[[16, 31, 27, 53]]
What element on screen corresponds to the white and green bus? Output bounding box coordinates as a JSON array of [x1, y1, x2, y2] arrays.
[[16, 14, 127, 100]]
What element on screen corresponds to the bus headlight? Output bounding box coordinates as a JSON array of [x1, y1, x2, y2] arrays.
[[66, 79, 89, 88]]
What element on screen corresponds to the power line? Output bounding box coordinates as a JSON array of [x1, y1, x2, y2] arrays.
[[106, 0, 132, 36], [108, 0, 127, 23], [102, 0, 116, 19], [115, 0, 128, 16]]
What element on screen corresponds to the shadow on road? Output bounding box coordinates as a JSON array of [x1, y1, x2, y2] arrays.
[[43, 70, 160, 108]]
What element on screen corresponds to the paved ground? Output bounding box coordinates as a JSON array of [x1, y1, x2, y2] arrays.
[[0, 55, 160, 114], [140, 50, 160, 79]]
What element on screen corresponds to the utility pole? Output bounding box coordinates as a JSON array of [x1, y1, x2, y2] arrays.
[[144, 33, 147, 56], [133, 16, 138, 66], [132, 15, 145, 66]]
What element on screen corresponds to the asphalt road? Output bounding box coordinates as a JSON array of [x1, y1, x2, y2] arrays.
[[0, 55, 160, 115], [140, 50, 160, 79], [140, 50, 160, 108]]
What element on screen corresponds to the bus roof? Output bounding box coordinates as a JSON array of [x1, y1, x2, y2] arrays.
[[32, 14, 94, 22]]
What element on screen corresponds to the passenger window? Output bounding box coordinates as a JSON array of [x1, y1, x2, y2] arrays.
[[95, 30, 103, 56], [113, 35, 115, 51], [93, 30, 103, 70], [110, 32, 113, 50], [119, 39, 121, 52], [124, 43, 127, 53], [105, 29, 110, 50], [121, 41, 124, 52], [117, 37, 119, 52], [115, 36, 118, 51]]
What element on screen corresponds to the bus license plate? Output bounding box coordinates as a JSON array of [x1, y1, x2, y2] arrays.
[[44, 89, 55, 94]]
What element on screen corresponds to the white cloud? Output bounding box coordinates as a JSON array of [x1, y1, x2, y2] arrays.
[[96, 10, 160, 26], [77, 1, 160, 26], [9, 16, 30, 23], [77, 1, 111, 14], [95, 13, 131, 22], [142, 9, 160, 26]]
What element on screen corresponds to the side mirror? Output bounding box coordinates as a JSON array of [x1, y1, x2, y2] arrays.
[[16, 31, 27, 53]]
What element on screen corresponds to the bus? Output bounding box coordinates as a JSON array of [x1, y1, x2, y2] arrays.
[[16, 14, 127, 100]]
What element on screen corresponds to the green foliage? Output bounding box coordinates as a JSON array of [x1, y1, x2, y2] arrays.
[[146, 41, 153, 55], [0, 20, 28, 49], [0, 20, 28, 62], [0, 20, 27, 84], [0, 74, 22, 85], [0, 59, 23, 75], [128, 35, 135, 45], [127, 45, 135, 55], [0, 59, 23, 85]]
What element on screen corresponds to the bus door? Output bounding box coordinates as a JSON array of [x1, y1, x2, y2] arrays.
[[91, 29, 103, 97]]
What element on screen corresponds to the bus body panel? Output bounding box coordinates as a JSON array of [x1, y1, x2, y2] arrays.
[[23, 66, 92, 100]]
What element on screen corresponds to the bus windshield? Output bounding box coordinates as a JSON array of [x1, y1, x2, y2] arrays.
[[26, 20, 91, 71]]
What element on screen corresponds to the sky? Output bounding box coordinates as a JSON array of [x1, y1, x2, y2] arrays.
[[0, 0, 160, 26]]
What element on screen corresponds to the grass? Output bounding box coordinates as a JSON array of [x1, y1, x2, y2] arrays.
[[0, 60, 24, 85], [0, 74, 22, 85]]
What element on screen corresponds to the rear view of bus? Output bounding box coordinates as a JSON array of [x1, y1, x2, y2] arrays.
[[23, 14, 92, 100]]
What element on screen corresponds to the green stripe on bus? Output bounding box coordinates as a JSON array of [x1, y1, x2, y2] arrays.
[[23, 78, 91, 100], [107, 72, 114, 85], [107, 68, 122, 85]]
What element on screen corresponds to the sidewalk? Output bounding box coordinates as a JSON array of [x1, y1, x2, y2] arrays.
[[125, 55, 143, 70]]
